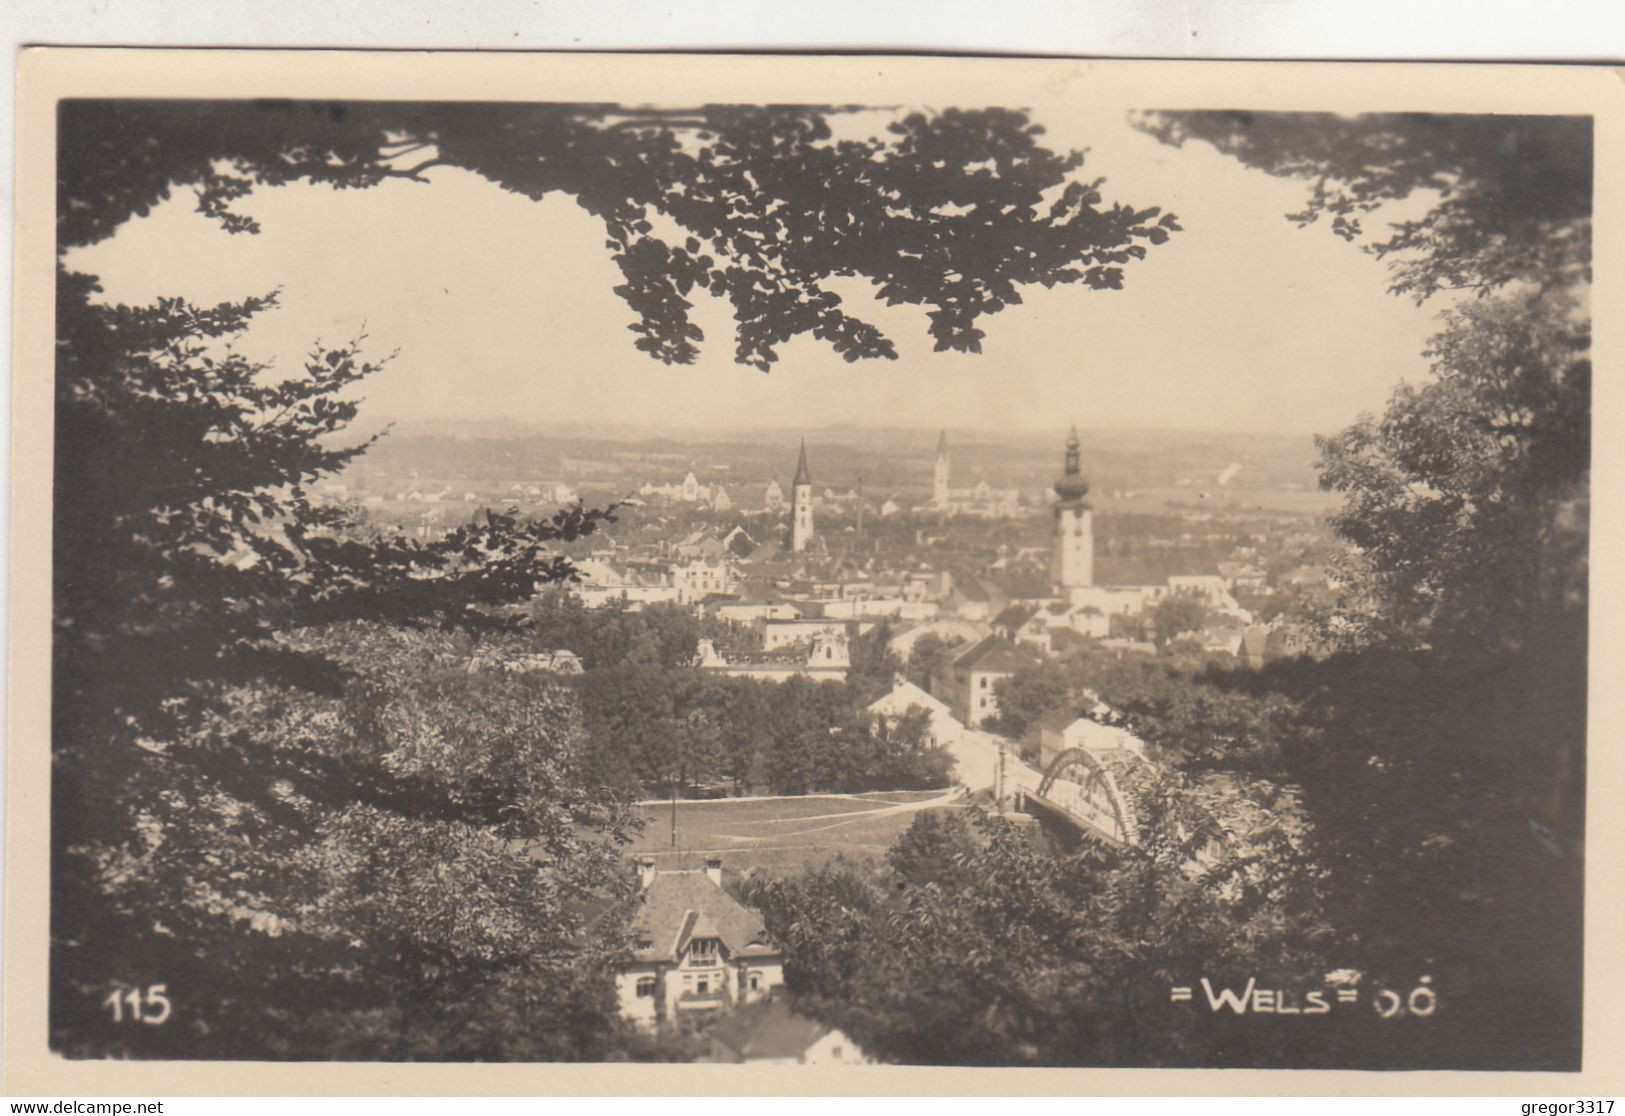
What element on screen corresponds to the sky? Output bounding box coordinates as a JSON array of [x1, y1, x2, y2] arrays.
[[64, 104, 1462, 440]]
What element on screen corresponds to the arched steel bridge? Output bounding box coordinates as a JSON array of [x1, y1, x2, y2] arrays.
[[1017, 747, 1136, 850]]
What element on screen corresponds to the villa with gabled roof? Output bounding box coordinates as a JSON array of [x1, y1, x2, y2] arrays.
[[616, 858, 785, 1028]]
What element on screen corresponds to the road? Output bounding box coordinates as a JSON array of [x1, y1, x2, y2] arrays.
[[947, 726, 1044, 800]]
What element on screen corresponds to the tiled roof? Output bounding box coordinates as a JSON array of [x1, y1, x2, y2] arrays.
[[868, 679, 955, 720], [630, 871, 779, 964], [993, 603, 1039, 631], [742, 542, 786, 567], [953, 634, 1037, 675], [1037, 707, 1083, 734], [708, 996, 831, 1061], [948, 570, 991, 602]]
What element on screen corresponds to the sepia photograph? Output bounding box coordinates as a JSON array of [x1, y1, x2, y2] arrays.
[[6, 49, 1618, 1093]]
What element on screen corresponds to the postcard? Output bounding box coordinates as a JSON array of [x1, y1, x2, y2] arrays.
[[7, 48, 1623, 1096]]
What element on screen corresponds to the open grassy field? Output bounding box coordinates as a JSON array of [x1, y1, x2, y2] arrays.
[[625, 789, 965, 878]]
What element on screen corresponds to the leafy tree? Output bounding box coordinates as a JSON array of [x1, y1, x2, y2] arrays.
[[845, 622, 904, 705], [574, 665, 695, 792], [1315, 289, 1588, 652], [862, 707, 956, 791], [904, 632, 961, 689], [1135, 111, 1590, 301], [715, 679, 774, 793], [885, 809, 978, 889], [1149, 591, 1210, 647], [51, 624, 640, 1059], [527, 592, 701, 670], [1229, 647, 1584, 1071], [749, 797, 1331, 1067], [762, 677, 869, 794], [1150, 119, 1586, 1068], [64, 101, 1182, 367], [986, 661, 1074, 739]]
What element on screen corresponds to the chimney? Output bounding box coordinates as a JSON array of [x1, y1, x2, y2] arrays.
[[704, 857, 723, 888], [637, 857, 657, 891]]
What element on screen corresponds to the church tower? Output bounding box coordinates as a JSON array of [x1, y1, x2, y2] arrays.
[[791, 440, 814, 553], [1051, 425, 1093, 596], [933, 430, 950, 510]]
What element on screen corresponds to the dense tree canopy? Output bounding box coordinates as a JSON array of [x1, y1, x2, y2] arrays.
[[1136, 111, 1591, 301], [52, 623, 643, 1059], [64, 100, 1181, 366], [747, 801, 1331, 1068], [1315, 289, 1589, 652], [1117, 109, 1588, 1070]]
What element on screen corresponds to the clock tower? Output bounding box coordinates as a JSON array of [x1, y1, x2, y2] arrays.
[[1051, 426, 1093, 596]]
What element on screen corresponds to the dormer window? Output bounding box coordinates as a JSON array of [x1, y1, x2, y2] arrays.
[[688, 937, 720, 965]]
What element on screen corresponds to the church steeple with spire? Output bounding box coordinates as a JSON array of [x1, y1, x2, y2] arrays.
[[791, 440, 814, 553], [1051, 425, 1094, 595], [933, 430, 950, 510]]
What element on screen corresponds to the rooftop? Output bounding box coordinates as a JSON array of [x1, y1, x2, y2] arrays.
[[630, 870, 780, 964], [708, 996, 833, 1061], [953, 634, 1039, 675]]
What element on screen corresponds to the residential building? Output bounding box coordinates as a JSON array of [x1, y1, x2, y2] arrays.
[[1166, 574, 1252, 623], [886, 618, 986, 661], [706, 996, 869, 1065], [868, 677, 966, 751], [932, 634, 1039, 728], [714, 601, 802, 625], [672, 558, 740, 604], [696, 631, 850, 683], [1010, 601, 1110, 654], [617, 859, 785, 1028], [762, 619, 856, 651], [762, 479, 785, 512], [1036, 710, 1148, 771], [819, 597, 938, 622]]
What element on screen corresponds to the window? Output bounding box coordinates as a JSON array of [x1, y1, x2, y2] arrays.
[[688, 937, 719, 964], [696, 978, 710, 995], [831, 1046, 843, 1059], [749, 973, 761, 992], [635, 976, 656, 998], [979, 677, 988, 689]]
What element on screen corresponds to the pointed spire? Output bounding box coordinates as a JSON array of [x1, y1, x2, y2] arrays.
[[1066, 424, 1080, 450], [937, 430, 949, 457], [794, 439, 812, 486]]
